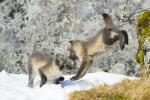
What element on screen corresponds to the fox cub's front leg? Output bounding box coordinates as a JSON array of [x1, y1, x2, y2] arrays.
[[71, 59, 93, 81]]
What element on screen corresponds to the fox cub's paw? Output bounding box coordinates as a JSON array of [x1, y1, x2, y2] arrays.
[[70, 76, 80, 81]]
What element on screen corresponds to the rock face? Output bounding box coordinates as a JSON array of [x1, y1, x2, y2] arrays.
[[144, 40, 150, 65], [0, 0, 148, 76]]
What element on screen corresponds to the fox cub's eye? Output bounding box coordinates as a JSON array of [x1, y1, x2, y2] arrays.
[[56, 58, 60, 65]]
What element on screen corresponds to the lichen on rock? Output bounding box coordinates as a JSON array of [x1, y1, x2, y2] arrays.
[[0, 0, 146, 75]]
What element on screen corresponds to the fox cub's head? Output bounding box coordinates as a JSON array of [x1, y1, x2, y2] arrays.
[[102, 13, 129, 50], [55, 54, 76, 73], [68, 40, 83, 61]]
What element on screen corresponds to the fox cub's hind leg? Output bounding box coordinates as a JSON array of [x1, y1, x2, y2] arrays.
[[28, 62, 34, 88], [39, 68, 47, 87]]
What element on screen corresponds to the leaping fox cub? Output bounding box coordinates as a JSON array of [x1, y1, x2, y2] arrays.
[[27, 51, 74, 88], [68, 13, 129, 81]]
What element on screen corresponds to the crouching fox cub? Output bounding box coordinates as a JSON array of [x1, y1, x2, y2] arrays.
[[27, 51, 74, 88]]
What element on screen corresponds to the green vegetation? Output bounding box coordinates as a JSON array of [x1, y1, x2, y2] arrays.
[[135, 11, 150, 79], [135, 11, 150, 65]]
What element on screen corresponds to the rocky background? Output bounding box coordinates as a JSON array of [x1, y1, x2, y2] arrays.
[[0, 0, 149, 76]]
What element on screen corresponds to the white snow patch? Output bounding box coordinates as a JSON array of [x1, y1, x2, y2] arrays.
[[0, 70, 138, 100]]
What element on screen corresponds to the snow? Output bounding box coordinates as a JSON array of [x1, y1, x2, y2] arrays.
[[0, 70, 138, 100]]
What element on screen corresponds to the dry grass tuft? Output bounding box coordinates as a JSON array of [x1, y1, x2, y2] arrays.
[[69, 79, 150, 100]]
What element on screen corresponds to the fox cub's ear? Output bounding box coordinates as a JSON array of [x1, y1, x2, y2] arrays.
[[69, 40, 74, 44], [120, 30, 128, 45]]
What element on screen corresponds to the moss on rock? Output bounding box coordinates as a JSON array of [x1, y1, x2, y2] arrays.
[[135, 11, 150, 65], [135, 11, 150, 79]]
